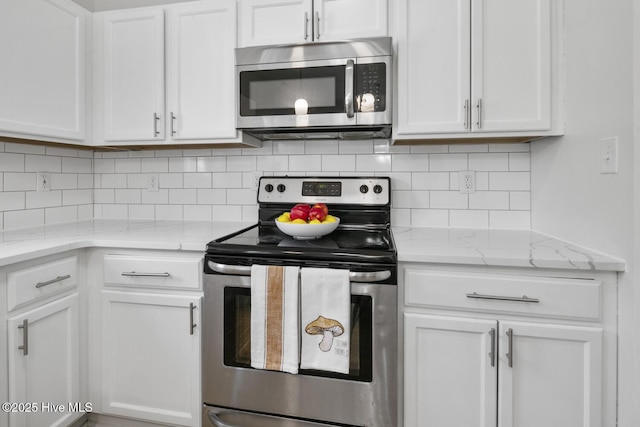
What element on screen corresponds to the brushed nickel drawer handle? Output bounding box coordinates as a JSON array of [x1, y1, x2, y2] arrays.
[[121, 271, 170, 278], [466, 292, 539, 303], [35, 274, 71, 288], [189, 302, 197, 335], [488, 328, 496, 367], [506, 328, 514, 368]]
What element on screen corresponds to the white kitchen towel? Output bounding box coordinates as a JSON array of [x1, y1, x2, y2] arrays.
[[250, 265, 300, 374], [300, 267, 350, 374]]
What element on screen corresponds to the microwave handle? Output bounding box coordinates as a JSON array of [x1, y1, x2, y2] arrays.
[[345, 59, 355, 119]]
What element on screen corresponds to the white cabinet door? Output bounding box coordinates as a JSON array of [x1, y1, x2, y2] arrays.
[[498, 321, 602, 427], [167, 0, 238, 140], [404, 313, 498, 427], [395, 0, 470, 135], [471, 0, 552, 132], [239, 0, 312, 47], [101, 8, 165, 142], [101, 291, 201, 426], [8, 293, 80, 427], [314, 0, 387, 41], [0, 0, 86, 141]]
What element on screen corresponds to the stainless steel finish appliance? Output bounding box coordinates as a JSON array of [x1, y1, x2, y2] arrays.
[[203, 176, 397, 427], [236, 38, 392, 140]]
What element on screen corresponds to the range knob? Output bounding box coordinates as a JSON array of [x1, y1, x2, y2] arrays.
[[277, 184, 286, 193], [373, 184, 383, 194], [264, 184, 274, 192], [359, 184, 369, 194]]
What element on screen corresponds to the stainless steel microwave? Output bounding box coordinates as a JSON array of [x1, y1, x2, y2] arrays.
[[235, 37, 392, 140]]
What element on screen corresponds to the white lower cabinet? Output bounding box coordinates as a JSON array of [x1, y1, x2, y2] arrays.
[[8, 293, 80, 427], [402, 266, 615, 427], [100, 291, 201, 426]]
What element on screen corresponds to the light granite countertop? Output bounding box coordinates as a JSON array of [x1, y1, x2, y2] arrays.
[[0, 220, 626, 272], [392, 226, 626, 272]]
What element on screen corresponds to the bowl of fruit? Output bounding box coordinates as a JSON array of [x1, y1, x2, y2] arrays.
[[275, 203, 340, 239]]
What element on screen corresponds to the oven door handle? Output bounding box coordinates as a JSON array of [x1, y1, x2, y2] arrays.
[[206, 409, 236, 427], [207, 261, 391, 282]]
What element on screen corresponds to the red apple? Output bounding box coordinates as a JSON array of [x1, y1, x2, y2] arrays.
[[312, 203, 329, 216], [308, 206, 327, 221], [290, 204, 311, 221]]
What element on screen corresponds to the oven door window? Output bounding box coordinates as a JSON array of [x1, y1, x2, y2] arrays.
[[239, 66, 346, 117], [224, 287, 373, 382]]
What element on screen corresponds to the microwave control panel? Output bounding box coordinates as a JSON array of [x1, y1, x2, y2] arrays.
[[355, 63, 386, 113]]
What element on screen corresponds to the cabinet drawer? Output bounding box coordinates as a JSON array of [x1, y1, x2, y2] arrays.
[[7, 256, 78, 311], [404, 269, 601, 321], [104, 254, 202, 290]]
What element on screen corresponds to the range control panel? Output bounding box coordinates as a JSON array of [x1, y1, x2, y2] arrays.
[[258, 176, 390, 206]]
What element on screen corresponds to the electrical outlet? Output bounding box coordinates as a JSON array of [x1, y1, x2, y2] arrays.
[[459, 170, 476, 194], [37, 172, 51, 192], [147, 174, 159, 192]]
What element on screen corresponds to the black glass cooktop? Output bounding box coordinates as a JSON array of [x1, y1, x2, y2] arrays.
[[206, 223, 396, 266]]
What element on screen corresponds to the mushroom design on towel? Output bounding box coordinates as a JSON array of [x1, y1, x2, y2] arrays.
[[305, 315, 344, 352]]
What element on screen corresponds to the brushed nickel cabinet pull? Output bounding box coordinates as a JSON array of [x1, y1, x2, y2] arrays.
[[171, 112, 177, 136], [506, 328, 514, 368], [464, 99, 470, 129], [153, 112, 160, 137], [190, 303, 197, 335], [466, 292, 539, 303], [121, 271, 170, 278], [35, 274, 71, 288], [18, 319, 28, 356], [476, 98, 483, 129], [304, 12, 309, 40], [315, 11, 320, 39], [489, 328, 496, 367]]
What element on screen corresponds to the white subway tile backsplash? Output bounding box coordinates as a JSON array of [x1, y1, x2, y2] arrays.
[[411, 209, 449, 227], [169, 189, 197, 205], [0, 192, 25, 211], [45, 206, 77, 225], [412, 172, 450, 191], [430, 191, 468, 209], [469, 191, 510, 210], [4, 173, 36, 191], [26, 155, 62, 172], [489, 172, 530, 191], [141, 158, 169, 173], [0, 153, 25, 172], [509, 153, 530, 171], [322, 155, 355, 172], [429, 153, 467, 171], [62, 157, 92, 173], [26, 191, 62, 209], [490, 210, 531, 229], [449, 210, 489, 228], [184, 205, 212, 221], [0, 141, 533, 230], [184, 173, 212, 188], [468, 153, 508, 171], [356, 154, 391, 171], [392, 154, 429, 172], [4, 208, 44, 229]]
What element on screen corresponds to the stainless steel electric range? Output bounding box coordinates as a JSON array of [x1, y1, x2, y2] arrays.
[[202, 176, 397, 427]]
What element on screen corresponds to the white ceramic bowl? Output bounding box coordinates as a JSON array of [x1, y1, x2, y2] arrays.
[[275, 217, 340, 239]]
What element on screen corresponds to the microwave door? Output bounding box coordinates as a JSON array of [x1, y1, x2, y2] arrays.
[[237, 59, 357, 129]]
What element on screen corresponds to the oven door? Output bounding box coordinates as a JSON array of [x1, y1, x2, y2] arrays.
[[202, 269, 397, 427]]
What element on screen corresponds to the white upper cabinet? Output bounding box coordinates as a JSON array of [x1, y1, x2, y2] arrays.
[[93, 0, 256, 147], [239, 0, 388, 47], [166, 1, 238, 140], [394, 0, 563, 142], [101, 8, 165, 142], [0, 0, 88, 142]]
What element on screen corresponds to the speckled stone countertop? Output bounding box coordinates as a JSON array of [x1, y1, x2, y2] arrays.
[[0, 220, 626, 272], [392, 226, 625, 272]]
